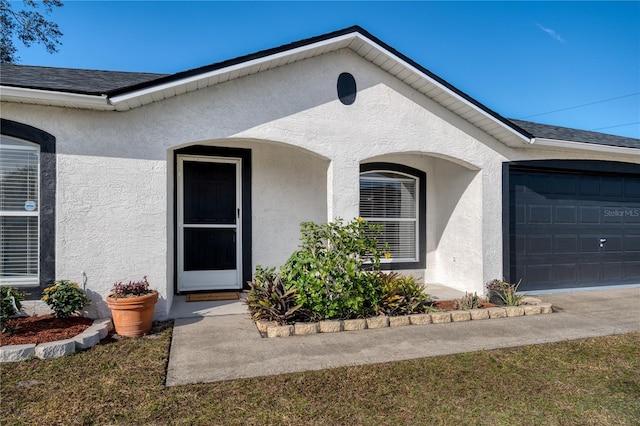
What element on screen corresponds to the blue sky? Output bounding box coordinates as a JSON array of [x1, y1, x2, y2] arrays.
[[11, 1, 640, 139]]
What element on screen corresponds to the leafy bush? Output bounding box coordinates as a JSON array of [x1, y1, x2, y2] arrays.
[[244, 266, 308, 325], [42, 280, 90, 318], [485, 279, 524, 306], [1, 286, 26, 331], [379, 272, 432, 316], [110, 276, 155, 298], [281, 218, 385, 320]]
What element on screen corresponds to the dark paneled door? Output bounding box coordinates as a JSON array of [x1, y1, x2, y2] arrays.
[[510, 169, 640, 291], [178, 156, 242, 291]]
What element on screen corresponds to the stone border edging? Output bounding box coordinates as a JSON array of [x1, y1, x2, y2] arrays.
[[0, 318, 113, 363], [257, 299, 553, 338]]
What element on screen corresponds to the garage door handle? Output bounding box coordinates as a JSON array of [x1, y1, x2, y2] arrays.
[[599, 238, 607, 247]]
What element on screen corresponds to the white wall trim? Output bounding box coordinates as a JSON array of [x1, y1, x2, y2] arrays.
[[530, 137, 640, 156], [0, 86, 112, 109]]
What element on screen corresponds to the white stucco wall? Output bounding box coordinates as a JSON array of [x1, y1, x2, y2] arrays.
[[2, 48, 638, 316]]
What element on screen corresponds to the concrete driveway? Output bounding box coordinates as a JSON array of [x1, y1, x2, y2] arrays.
[[166, 286, 639, 386]]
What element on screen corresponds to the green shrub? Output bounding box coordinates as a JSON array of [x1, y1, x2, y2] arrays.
[[379, 272, 432, 316], [244, 266, 308, 325], [42, 280, 90, 318], [281, 218, 385, 320], [1, 286, 26, 331]]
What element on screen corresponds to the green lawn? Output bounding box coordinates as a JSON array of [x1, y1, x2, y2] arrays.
[[1, 323, 638, 425]]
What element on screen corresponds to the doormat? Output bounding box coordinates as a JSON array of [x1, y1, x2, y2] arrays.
[[186, 292, 240, 302]]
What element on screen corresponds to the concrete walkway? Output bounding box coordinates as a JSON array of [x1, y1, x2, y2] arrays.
[[165, 286, 640, 386]]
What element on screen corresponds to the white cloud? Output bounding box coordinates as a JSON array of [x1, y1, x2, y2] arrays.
[[536, 23, 566, 43]]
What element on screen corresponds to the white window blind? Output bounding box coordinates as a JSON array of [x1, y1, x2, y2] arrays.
[[0, 136, 40, 286], [360, 171, 418, 262]]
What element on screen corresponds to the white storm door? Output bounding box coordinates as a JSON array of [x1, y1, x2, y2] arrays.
[[177, 156, 242, 291]]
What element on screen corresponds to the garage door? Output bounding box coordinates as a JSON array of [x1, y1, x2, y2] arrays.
[[509, 167, 640, 291]]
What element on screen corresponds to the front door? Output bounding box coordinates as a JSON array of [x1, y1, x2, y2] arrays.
[[177, 155, 242, 292]]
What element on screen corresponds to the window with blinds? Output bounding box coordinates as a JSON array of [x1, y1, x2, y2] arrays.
[[360, 171, 418, 262], [0, 136, 40, 286]]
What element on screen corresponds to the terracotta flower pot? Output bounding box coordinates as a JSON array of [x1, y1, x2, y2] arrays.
[[106, 291, 158, 337]]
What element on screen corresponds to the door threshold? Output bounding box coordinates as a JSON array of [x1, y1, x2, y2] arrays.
[[185, 292, 241, 302]]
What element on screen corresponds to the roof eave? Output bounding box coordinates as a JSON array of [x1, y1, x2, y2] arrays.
[[0, 85, 113, 110], [530, 137, 640, 156]]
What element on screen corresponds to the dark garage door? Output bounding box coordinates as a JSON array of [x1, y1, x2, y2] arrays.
[[509, 167, 640, 291]]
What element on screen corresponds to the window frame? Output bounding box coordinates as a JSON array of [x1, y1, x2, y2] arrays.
[[360, 162, 426, 270], [0, 136, 41, 286], [0, 119, 56, 291]]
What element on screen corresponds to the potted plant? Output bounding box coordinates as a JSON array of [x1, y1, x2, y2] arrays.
[[106, 276, 158, 337]]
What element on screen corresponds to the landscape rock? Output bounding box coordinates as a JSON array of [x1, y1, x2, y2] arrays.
[[505, 306, 525, 317], [523, 305, 542, 315], [294, 322, 319, 335], [256, 320, 277, 334], [538, 303, 553, 314], [343, 319, 367, 331], [450, 310, 471, 322], [0, 344, 35, 362], [366, 316, 389, 329], [389, 316, 410, 327], [73, 329, 101, 350], [487, 307, 507, 319], [409, 314, 431, 325], [430, 312, 452, 324], [266, 325, 293, 338], [469, 309, 490, 320], [319, 320, 342, 333], [35, 339, 75, 359]]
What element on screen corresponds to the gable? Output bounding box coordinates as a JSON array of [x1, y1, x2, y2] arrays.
[[1, 26, 638, 152]]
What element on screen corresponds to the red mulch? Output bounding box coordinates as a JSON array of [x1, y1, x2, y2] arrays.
[[1, 315, 94, 346]]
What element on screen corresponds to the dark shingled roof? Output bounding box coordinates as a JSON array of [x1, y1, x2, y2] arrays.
[[0, 63, 167, 95], [509, 119, 640, 150]]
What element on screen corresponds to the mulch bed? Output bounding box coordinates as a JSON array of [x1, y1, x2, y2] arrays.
[[1, 315, 94, 346]]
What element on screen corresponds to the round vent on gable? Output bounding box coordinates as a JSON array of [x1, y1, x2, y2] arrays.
[[337, 73, 357, 105]]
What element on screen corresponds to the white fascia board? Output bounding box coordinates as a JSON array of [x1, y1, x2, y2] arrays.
[[109, 33, 358, 107], [531, 137, 640, 156], [352, 34, 531, 145], [0, 85, 111, 109]]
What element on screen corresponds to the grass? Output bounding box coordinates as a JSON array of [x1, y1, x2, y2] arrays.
[[1, 324, 639, 425]]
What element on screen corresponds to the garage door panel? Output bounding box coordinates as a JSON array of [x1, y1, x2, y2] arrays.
[[579, 177, 600, 195], [579, 207, 600, 224], [554, 175, 577, 194], [602, 178, 623, 196], [554, 235, 577, 253], [602, 263, 623, 281], [555, 206, 577, 224], [579, 235, 601, 254], [529, 205, 552, 223], [625, 179, 640, 196], [527, 265, 552, 284], [625, 262, 640, 279], [603, 236, 623, 252], [528, 235, 553, 254], [579, 263, 600, 282], [510, 168, 640, 291], [554, 264, 577, 282], [626, 235, 640, 252]]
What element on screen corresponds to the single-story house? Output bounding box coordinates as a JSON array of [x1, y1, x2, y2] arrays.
[[1, 26, 638, 319]]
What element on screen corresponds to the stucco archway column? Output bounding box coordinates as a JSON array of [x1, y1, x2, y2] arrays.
[[482, 162, 505, 285], [326, 157, 360, 222]]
